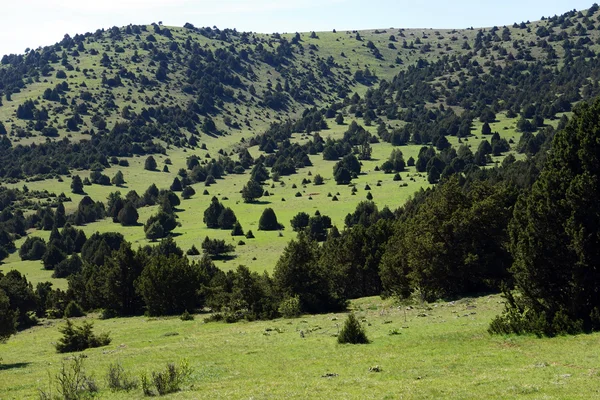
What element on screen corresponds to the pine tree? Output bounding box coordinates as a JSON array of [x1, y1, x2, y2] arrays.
[[242, 179, 264, 203], [338, 313, 369, 344], [492, 98, 600, 336], [144, 156, 157, 171], [259, 208, 282, 231], [71, 175, 84, 194]]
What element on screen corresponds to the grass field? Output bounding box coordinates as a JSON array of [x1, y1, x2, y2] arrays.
[[2, 294, 600, 399]]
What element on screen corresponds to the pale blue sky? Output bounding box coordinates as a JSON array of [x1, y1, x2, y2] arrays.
[[1, 1, 593, 56]]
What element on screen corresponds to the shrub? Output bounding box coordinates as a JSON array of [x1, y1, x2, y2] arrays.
[[140, 360, 192, 396], [337, 313, 369, 344], [279, 296, 301, 318], [106, 362, 138, 392], [64, 301, 86, 318], [186, 245, 200, 256], [180, 310, 194, 321], [258, 208, 283, 231], [39, 356, 98, 400], [55, 320, 112, 353]]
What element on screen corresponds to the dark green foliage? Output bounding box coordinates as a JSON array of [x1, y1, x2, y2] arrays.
[[19, 236, 47, 260], [117, 202, 139, 226], [42, 244, 66, 270], [80, 232, 125, 266], [259, 208, 283, 231], [217, 207, 237, 230], [136, 255, 205, 316], [492, 98, 600, 336], [380, 177, 513, 301], [55, 319, 111, 353], [203, 197, 236, 229], [144, 211, 177, 239], [72, 196, 105, 225], [64, 300, 86, 318], [201, 236, 234, 259], [170, 177, 182, 192], [203, 196, 224, 228], [180, 310, 194, 321], [290, 212, 310, 232], [273, 234, 346, 314], [53, 254, 83, 278], [144, 156, 157, 171], [337, 313, 369, 344], [0, 289, 17, 341], [0, 270, 38, 329], [111, 170, 125, 186], [145, 222, 164, 241], [181, 186, 196, 199], [71, 175, 84, 194], [231, 221, 244, 236], [242, 179, 264, 203], [333, 154, 361, 184], [250, 162, 269, 183]]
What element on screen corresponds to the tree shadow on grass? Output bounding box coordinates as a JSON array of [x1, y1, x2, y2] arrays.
[[0, 362, 30, 371], [210, 254, 237, 261], [251, 200, 272, 205]]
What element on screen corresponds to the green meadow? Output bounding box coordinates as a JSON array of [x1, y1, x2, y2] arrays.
[[2, 294, 600, 399]]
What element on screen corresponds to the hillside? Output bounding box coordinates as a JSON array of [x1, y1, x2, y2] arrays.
[[0, 6, 598, 277], [2, 4, 600, 398]]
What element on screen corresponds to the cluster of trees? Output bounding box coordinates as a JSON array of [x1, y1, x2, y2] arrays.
[[203, 197, 237, 229], [1, 97, 599, 339]]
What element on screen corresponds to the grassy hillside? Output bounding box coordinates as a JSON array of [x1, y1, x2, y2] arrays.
[[2, 5, 600, 399], [3, 295, 600, 399], [0, 3, 596, 299]]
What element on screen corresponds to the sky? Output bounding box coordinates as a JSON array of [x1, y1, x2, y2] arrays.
[[0, 0, 594, 56]]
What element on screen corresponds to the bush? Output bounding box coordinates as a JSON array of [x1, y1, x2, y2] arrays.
[[64, 301, 86, 318], [278, 296, 301, 318], [186, 245, 200, 256], [180, 310, 194, 321], [55, 320, 112, 353], [39, 356, 98, 400], [258, 208, 283, 231], [337, 313, 369, 344], [141, 360, 192, 396], [106, 362, 138, 392]]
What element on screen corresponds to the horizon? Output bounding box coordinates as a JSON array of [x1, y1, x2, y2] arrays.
[[1, 0, 593, 57]]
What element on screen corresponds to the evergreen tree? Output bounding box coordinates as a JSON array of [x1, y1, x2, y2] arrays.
[[42, 244, 66, 270], [55, 202, 66, 228], [170, 177, 183, 192], [144, 156, 157, 171], [217, 207, 237, 230], [0, 289, 17, 341], [250, 162, 269, 183], [181, 186, 196, 199], [492, 98, 600, 336], [71, 175, 84, 194], [337, 313, 369, 344], [145, 221, 164, 241], [203, 196, 224, 228], [259, 208, 282, 231], [231, 221, 244, 236], [117, 202, 139, 226], [111, 170, 125, 186], [242, 179, 264, 203]]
